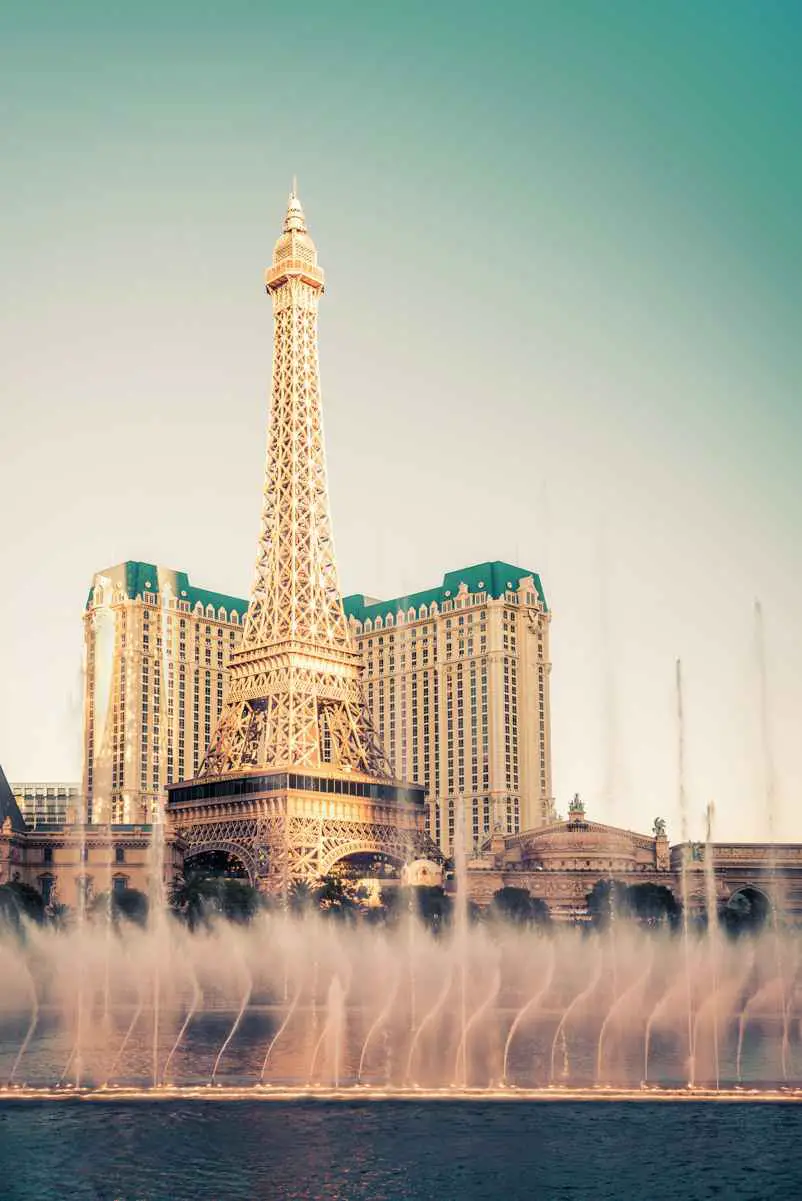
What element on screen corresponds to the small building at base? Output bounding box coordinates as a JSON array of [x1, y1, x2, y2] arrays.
[[0, 766, 183, 910], [464, 795, 802, 921]]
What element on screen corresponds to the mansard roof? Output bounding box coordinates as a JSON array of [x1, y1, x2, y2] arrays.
[[0, 764, 27, 833], [343, 561, 547, 624], [85, 562, 249, 616]]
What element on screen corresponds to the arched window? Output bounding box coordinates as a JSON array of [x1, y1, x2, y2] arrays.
[[375, 616, 383, 630], [420, 605, 428, 620], [230, 610, 239, 624], [218, 607, 227, 622], [206, 604, 215, 619], [364, 619, 372, 633], [386, 613, 394, 628], [430, 602, 438, 616]]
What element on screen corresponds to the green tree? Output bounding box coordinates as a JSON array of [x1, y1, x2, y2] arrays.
[[720, 888, 772, 938], [625, 883, 680, 929], [218, 878, 262, 924], [410, 885, 453, 933], [490, 887, 551, 928], [169, 873, 263, 929], [313, 875, 359, 920], [585, 879, 630, 929], [89, 888, 150, 928], [169, 873, 218, 930], [288, 879, 316, 915], [0, 881, 45, 928]]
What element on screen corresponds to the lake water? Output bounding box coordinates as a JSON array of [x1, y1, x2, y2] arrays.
[[0, 1099, 799, 1201]]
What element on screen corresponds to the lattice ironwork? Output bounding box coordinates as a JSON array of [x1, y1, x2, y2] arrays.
[[177, 804, 436, 889], [166, 189, 435, 888], [200, 190, 388, 779]]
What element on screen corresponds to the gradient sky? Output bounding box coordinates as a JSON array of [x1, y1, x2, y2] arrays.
[[2, 1, 801, 842]]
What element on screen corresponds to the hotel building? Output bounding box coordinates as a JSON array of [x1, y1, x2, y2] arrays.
[[82, 560, 553, 851], [343, 563, 554, 853], [83, 563, 247, 825]]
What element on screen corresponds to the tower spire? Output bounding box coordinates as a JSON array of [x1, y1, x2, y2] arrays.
[[200, 192, 388, 777]]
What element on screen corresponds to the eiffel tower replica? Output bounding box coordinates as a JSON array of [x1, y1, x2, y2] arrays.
[[167, 188, 433, 888]]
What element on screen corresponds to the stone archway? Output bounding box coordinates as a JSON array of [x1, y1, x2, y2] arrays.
[[723, 884, 773, 933], [320, 841, 406, 880], [182, 840, 258, 884]]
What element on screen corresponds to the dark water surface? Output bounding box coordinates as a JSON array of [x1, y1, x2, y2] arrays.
[[0, 1100, 799, 1201]]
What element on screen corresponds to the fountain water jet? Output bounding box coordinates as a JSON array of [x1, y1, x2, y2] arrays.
[[703, 802, 721, 1089], [502, 943, 556, 1085], [453, 967, 501, 1088], [550, 945, 603, 1083], [210, 959, 253, 1085], [755, 598, 791, 1080], [675, 659, 695, 1085], [597, 940, 654, 1083], [162, 969, 203, 1084], [405, 968, 454, 1085], [104, 983, 144, 1086], [358, 972, 400, 1084], [260, 982, 302, 1084], [8, 961, 39, 1086]]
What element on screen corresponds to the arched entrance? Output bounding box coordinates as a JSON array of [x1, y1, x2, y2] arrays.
[[328, 850, 404, 882], [723, 885, 773, 934], [183, 845, 255, 883]]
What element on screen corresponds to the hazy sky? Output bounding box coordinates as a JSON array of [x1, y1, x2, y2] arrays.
[[2, 1, 801, 842]]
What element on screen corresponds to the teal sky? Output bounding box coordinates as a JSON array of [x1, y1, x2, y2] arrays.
[[2, 1, 801, 840]]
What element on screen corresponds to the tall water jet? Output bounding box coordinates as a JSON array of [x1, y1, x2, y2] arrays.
[[597, 940, 654, 1084], [676, 659, 695, 1086], [309, 975, 347, 1087], [105, 983, 144, 1086], [260, 981, 302, 1084], [755, 598, 789, 1079], [8, 961, 39, 1086], [550, 944, 603, 1083], [703, 801, 720, 1089], [453, 793, 469, 1088], [358, 971, 400, 1084], [502, 942, 556, 1085], [405, 968, 454, 1086], [210, 955, 253, 1085], [163, 961, 203, 1084], [453, 967, 501, 1089]]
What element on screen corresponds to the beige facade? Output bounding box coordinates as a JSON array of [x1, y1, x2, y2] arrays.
[[82, 559, 553, 856], [83, 563, 247, 825], [343, 562, 554, 855], [0, 824, 184, 912], [462, 798, 802, 922]]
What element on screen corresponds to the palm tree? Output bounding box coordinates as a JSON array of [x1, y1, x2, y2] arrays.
[[313, 875, 358, 920], [169, 873, 263, 929], [288, 879, 315, 914], [169, 873, 221, 931]]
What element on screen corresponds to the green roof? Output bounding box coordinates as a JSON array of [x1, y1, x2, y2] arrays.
[[342, 561, 547, 624], [86, 562, 249, 616]]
